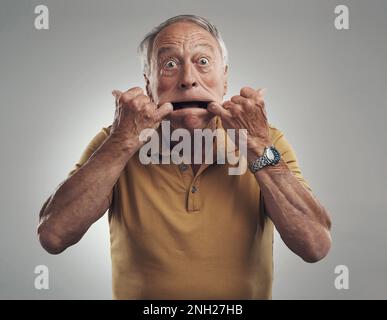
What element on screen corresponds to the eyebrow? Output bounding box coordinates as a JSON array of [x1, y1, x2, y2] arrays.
[[156, 43, 216, 59]]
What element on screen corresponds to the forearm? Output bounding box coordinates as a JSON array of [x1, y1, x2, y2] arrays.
[[254, 159, 332, 262], [38, 134, 139, 254]]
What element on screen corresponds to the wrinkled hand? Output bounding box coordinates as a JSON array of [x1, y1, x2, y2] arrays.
[[207, 87, 270, 159], [111, 87, 173, 147]]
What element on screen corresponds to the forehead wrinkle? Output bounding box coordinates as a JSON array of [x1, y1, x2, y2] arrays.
[[151, 25, 222, 69], [189, 43, 216, 54], [155, 27, 217, 49], [155, 41, 217, 62], [157, 42, 215, 58]]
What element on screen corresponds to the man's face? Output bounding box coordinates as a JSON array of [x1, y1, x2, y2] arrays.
[[146, 21, 228, 132]]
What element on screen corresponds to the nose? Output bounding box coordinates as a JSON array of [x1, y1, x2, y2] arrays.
[[179, 64, 198, 90]]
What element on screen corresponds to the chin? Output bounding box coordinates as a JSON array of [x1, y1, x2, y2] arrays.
[[168, 109, 215, 132], [182, 118, 208, 131]]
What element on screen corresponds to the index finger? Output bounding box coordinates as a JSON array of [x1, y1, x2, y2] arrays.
[[207, 101, 232, 118], [240, 87, 267, 100], [116, 87, 145, 107], [154, 102, 173, 121]]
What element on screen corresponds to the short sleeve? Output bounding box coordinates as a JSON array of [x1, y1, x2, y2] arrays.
[[67, 126, 114, 204], [268, 124, 312, 191]]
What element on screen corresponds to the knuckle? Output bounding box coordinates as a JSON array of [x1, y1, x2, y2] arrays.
[[245, 99, 254, 108], [223, 101, 232, 109], [129, 87, 144, 95], [240, 87, 251, 96], [230, 95, 240, 103], [143, 109, 153, 120], [230, 106, 242, 117], [132, 98, 144, 110], [120, 87, 144, 106], [119, 94, 131, 106], [141, 95, 151, 104]]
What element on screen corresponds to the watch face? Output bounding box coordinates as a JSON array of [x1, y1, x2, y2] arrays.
[[266, 148, 275, 161]]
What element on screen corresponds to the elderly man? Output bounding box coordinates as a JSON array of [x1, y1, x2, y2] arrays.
[[37, 15, 332, 299]]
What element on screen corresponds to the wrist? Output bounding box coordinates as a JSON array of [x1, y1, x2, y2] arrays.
[[246, 139, 271, 163], [247, 144, 282, 174], [107, 133, 143, 156], [247, 148, 264, 164]]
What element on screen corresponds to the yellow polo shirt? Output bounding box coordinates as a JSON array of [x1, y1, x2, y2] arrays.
[[68, 117, 311, 299]]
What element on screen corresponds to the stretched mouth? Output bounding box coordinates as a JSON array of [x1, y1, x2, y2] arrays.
[[171, 101, 209, 111]]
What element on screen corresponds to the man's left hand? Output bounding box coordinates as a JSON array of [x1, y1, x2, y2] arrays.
[[207, 87, 271, 161]]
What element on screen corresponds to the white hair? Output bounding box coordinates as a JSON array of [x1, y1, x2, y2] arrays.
[[138, 14, 229, 76]]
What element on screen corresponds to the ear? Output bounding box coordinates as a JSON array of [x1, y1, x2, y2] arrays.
[[223, 65, 228, 96], [144, 74, 154, 101]]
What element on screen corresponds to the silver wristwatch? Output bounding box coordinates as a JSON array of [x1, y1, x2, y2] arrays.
[[248, 145, 281, 173]]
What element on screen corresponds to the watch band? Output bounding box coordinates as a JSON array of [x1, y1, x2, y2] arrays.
[[248, 145, 281, 173]]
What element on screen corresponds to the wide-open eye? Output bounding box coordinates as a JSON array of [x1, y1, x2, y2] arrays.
[[198, 57, 209, 66], [164, 60, 177, 69]]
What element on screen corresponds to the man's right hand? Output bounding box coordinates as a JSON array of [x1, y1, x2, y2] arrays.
[[111, 87, 173, 149]]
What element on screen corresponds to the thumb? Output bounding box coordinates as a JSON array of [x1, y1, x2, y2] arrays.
[[207, 101, 230, 118], [154, 102, 173, 121]]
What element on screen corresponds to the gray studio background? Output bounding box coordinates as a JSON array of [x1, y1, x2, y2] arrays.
[[1, 0, 386, 299]]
